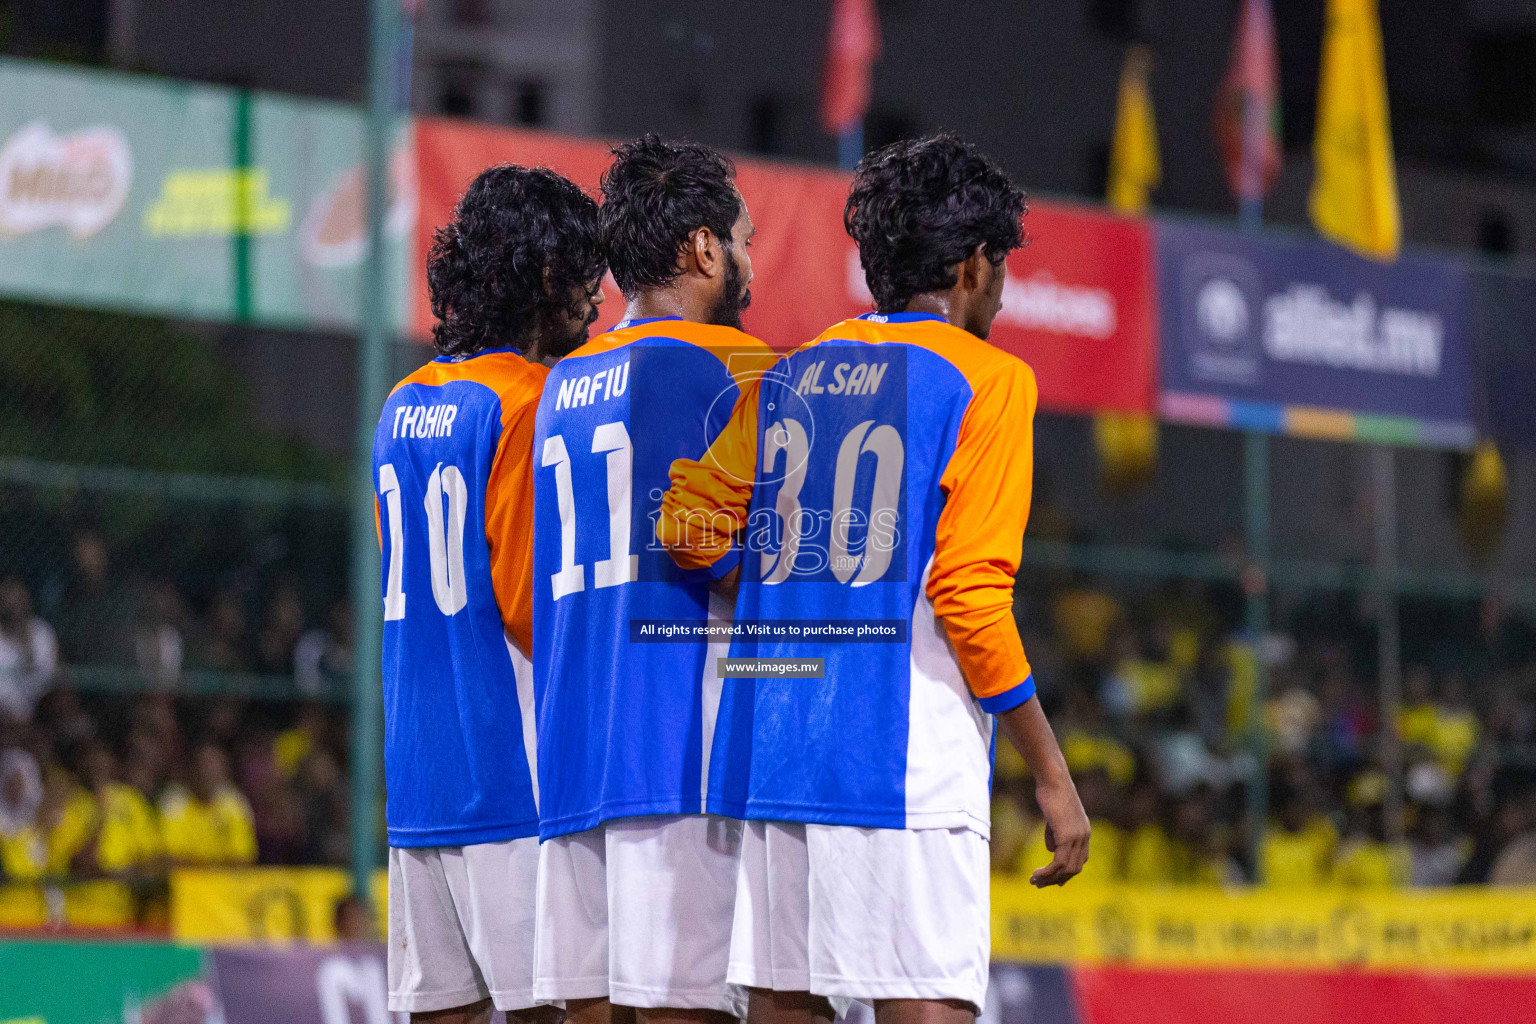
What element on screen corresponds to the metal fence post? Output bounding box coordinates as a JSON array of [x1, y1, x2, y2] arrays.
[[1244, 431, 1271, 880], [1374, 445, 1404, 843], [349, 0, 399, 910]]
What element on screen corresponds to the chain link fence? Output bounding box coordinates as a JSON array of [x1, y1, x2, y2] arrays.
[[0, 299, 434, 704], [1, 293, 1535, 912]]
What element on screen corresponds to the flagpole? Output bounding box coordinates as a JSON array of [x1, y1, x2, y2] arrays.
[[1238, 94, 1265, 229], [839, 120, 864, 172], [1237, 75, 1272, 882], [350, 0, 401, 913]]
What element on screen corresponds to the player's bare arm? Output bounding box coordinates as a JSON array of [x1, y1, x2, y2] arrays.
[[997, 698, 1091, 886]]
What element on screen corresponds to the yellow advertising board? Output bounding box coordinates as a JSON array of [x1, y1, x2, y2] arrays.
[[992, 879, 1536, 972], [171, 868, 1536, 973], [170, 868, 387, 944]]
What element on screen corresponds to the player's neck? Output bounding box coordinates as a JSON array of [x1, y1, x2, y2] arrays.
[[623, 288, 712, 326], [897, 288, 983, 336], [901, 292, 963, 327]]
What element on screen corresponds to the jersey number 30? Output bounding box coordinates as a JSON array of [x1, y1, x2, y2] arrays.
[[379, 462, 469, 620]]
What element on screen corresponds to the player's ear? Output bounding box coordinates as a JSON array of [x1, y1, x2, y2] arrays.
[[959, 244, 989, 291], [689, 226, 722, 280]]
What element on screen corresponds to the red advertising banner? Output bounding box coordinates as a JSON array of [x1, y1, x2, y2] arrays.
[[1072, 965, 1536, 1024], [414, 118, 1156, 414]]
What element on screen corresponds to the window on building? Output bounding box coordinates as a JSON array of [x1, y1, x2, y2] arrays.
[[450, 0, 491, 27], [1088, 0, 1138, 40], [749, 95, 783, 155], [512, 80, 546, 126], [864, 108, 918, 156], [438, 62, 481, 117], [1478, 210, 1515, 255], [1470, 31, 1536, 125]]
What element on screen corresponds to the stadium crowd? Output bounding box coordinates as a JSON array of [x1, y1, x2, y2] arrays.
[[0, 519, 1534, 929]]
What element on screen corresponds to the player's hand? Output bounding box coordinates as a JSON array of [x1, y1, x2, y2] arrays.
[[1030, 776, 1090, 888]]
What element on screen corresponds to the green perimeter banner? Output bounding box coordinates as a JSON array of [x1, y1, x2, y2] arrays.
[[0, 940, 207, 1023], [0, 58, 412, 332]]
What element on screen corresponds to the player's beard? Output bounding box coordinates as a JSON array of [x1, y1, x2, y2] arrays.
[[707, 250, 751, 330], [542, 294, 603, 360]]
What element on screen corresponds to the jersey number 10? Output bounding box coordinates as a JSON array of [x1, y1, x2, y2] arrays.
[[378, 461, 470, 620], [542, 421, 641, 601]]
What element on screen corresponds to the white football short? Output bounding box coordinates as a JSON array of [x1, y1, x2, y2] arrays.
[[535, 814, 745, 1015], [387, 837, 541, 1013], [728, 821, 991, 1013]]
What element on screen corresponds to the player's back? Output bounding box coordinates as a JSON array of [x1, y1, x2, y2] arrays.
[[373, 347, 546, 847], [709, 312, 1038, 836], [532, 317, 769, 840]]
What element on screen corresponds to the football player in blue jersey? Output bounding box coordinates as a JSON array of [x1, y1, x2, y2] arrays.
[[531, 136, 771, 1024], [659, 135, 1091, 1024], [376, 164, 604, 1024]]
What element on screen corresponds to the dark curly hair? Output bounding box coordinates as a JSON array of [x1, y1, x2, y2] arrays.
[[844, 133, 1027, 313], [427, 164, 604, 358], [600, 134, 742, 296]]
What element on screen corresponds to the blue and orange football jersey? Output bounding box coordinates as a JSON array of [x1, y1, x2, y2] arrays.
[[659, 312, 1038, 837], [532, 317, 772, 840], [373, 347, 544, 848]]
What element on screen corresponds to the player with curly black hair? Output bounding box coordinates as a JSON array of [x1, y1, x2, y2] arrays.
[[375, 163, 601, 1024], [530, 135, 769, 1024], [427, 163, 606, 363], [844, 131, 1026, 332], [660, 134, 1088, 1024]]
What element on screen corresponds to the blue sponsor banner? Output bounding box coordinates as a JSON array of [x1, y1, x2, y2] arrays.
[[1155, 218, 1476, 448]]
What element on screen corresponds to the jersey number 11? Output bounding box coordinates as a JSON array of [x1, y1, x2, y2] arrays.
[[542, 420, 640, 601]]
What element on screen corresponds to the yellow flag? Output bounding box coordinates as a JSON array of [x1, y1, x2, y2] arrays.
[[1107, 45, 1160, 215], [1102, 46, 1161, 486], [1309, 0, 1400, 259]]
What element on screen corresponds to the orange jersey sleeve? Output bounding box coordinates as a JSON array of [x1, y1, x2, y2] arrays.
[[656, 373, 764, 571], [484, 363, 547, 657], [928, 358, 1037, 704]]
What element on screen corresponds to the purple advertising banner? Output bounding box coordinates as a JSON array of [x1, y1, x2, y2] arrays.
[[210, 947, 1076, 1024], [212, 945, 402, 1024], [1156, 218, 1476, 448]]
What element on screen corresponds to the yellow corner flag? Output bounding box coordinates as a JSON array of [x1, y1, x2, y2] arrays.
[[1309, 0, 1400, 260], [1107, 45, 1160, 215]]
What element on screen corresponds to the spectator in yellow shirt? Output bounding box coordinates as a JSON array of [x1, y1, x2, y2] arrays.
[[0, 748, 46, 926], [0, 764, 95, 878], [159, 743, 256, 866], [0, 762, 95, 925], [1167, 792, 1233, 886], [273, 701, 328, 781], [1121, 783, 1177, 885], [1262, 792, 1338, 887], [1103, 627, 1183, 720], [1333, 803, 1410, 888], [1052, 580, 1123, 668], [1397, 665, 1439, 753], [1428, 674, 1479, 779], [66, 743, 163, 927]]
